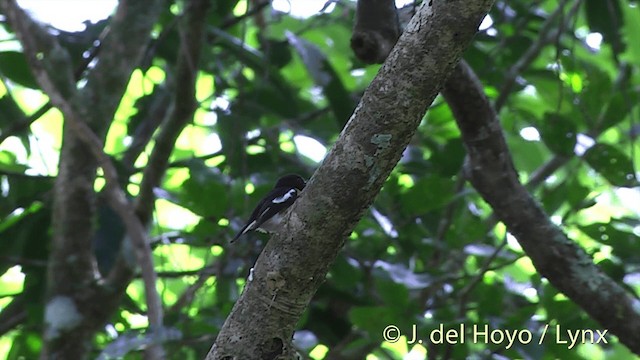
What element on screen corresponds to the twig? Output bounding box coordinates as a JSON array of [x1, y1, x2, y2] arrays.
[[135, 0, 213, 223], [0, 295, 27, 337], [168, 264, 218, 314], [220, 1, 270, 29], [433, 168, 467, 243], [0, 17, 108, 145], [0, 95, 52, 145], [67, 115, 165, 331], [494, 0, 582, 111]]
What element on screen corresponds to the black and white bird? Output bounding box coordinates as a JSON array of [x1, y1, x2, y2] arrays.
[[231, 174, 306, 242]]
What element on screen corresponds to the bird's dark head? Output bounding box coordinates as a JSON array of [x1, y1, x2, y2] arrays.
[[275, 174, 306, 190]]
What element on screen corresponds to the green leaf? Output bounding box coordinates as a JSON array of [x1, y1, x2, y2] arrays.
[[375, 279, 409, 308], [621, 2, 640, 64], [349, 306, 402, 335], [261, 38, 293, 69], [527, 70, 572, 113], [600, 90, 638, 131], [585, 0, 625, 55], [0, 151, 28, 173], [578, 63, 613, 126], [329, 255, 362, 291], [176, 165, 229, 218], [583, 143, 637, 187], [286, 31, 355, 128], [402, 175, 454, 214], [541, 176, 592, 215], [539, 113, 577, 156], [429, 138, 465, 177], [580, 221, 639, 262], [0, 51, 38, 88]]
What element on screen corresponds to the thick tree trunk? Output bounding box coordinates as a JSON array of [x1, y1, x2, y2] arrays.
[[206, 0, 496, 358]]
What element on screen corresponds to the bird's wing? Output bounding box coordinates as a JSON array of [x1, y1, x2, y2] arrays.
[[231, 188, 298, 242], [253, 188, 297, 227], [271, 188, 297, 204]]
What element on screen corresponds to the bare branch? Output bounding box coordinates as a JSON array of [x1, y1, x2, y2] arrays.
[[0, 295, 27, 337], [2, 0, 166, 358], [69, 109, 167, 360], [442, 60, 640, 354], [3, 5, 165, 359], [494, 0, 582, 111], [1, 1, 76, 102], [78, 0, 165, 129], [135, 0, 213, 224]]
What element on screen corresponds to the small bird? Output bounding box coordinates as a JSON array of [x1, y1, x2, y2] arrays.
[[231, 174, 306, 242]]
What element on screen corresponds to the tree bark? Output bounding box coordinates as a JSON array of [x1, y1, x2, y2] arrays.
[[442, 60, 640, 355], [0, 1, 164, 358], [206, 0, 495, 358]]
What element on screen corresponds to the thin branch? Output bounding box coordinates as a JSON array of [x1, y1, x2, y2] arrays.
[[494, 0, 582, 111], [433, 168, 467, 243], [66, 116, 166, 344], [433, 1, 583, 244], [2, 1, 166, 358], [0, 92, 52, 145], [168, 265, 218, 314], [457, 238, 508, 316], [121, 85, 172, 171], [135, 0, 213, 224], [0, 25, 107, 145], [78, 0, 164, 129], [443, 60, 640, 354], [220, 1, 270, 29], [0, 295, 27, 337], [3, 12, 165, 357]]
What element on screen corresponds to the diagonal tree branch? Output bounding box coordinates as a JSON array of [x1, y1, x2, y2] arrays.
[[135, 0, 213, 224], [2, 0, 165, 358], [49, 87, 166, 358], [1, 6, 96, 337], [442, 60, 640, 354], [78, 0, 165, 132], [207, 0, 495, 358], [434, 0, 583, 250]]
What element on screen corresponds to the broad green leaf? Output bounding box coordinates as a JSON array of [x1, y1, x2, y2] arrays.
[[429, 138, 465, 177], [0, 51, 38, 89], [583, 143, 637, 187], [286, 31, 355, 128], [540, 113, 577, 156], [621, 2, 640, 63], [178, 172, 229, 218], [402, 175, 454, 214], [580, 222, 639, 262], [600, 90, 638, 132]]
